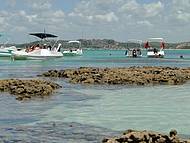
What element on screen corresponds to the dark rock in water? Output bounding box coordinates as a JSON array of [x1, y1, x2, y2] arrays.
[[40, 66, 190, 86], [0, 79, 61, 101], [103, 129, 190, 143], [170, 129, 178, 137]]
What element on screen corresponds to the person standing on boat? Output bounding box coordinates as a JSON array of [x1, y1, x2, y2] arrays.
[[160, 41, 165, 49], [144, 41, 150, 49]]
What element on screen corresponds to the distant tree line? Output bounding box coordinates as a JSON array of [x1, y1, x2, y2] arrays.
[[8, 39, 189, 49]]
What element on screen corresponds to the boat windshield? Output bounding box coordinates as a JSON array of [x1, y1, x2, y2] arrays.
[[67, 41, 81, 49]]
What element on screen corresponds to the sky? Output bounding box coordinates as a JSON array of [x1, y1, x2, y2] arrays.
[[0, 0, 190, 43]]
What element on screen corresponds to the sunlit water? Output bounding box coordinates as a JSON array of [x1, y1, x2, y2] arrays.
[[0, 49, 190, 141]]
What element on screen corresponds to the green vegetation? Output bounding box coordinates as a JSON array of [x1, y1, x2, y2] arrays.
[[9, 39, 190, 49]]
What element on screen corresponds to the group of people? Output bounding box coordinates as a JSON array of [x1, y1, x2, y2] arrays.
[[125, 48, 142, 57], [144, 41, 165, 49], [25, 44, 52, 52]]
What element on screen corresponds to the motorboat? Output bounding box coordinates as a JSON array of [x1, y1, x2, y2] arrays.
[[62, 40, 83, 56], [0, 34, 17, 57], [12, 33, 63, 60], [144, 38, 165, 58], [0, 45, 17, 57], [125, 39, 142, 58]]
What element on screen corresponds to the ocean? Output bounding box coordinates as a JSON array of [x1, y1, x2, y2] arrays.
[[0, 49, 190, 142]]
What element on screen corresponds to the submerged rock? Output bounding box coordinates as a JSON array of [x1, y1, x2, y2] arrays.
[[102, 129, 190, 143], [41, 66, 190, 85], [0, 79, 61, 101], [0, 122, 120, 143]]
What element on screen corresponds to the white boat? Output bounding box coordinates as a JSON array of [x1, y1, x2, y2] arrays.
[[145, 38, 165, 58], [0, 34, 18, 57], [125, 39, 142, 58], [12, 33, 63, 60], [62, 40, 83, 56], [0, 45, 17, 57]]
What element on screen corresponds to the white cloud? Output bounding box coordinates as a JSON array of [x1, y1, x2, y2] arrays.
[[170, 0, 190, 23], [66, 0, 190, 42], [31, 1, 52, 11], [94, 12, 118, 22], [176, 12, 190, 22], [53, 10, 65, 18], [2, 0, 190, 42], [119, 0, 140, 13], [144, 1, 163, 17], [0, 11, 11, 31]]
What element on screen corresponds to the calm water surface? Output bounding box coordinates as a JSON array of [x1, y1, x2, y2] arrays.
[[0, 49, 190, 141]]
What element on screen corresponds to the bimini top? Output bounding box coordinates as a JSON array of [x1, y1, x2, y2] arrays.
[[29, 33, 58, 39], [68, 40, 81, 44], [127, 39, 143, 44], [147, 38, 164, 42]]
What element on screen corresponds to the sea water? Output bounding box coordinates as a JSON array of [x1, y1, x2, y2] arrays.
[[0, 49, 190, 141]]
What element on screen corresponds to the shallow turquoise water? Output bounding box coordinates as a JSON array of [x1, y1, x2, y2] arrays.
[[0, 49, 190, 138]]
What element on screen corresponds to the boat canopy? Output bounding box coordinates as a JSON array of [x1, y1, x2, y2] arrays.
[[145, 38, 165, 49], [29, 33, 57, 39], [147, 38, 164, 42], [127, 39, 143, 44], [68, 40, 80, 44]]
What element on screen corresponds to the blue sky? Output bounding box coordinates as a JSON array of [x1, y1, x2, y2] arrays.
[[55, 0, 80, 13], [0, 0, 79, 13], [0, 0, 190, 43]]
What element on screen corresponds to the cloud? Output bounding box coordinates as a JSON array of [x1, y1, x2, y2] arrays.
[[67, 0, 190, 42], [119, 0, 163, 17], [0, 10, 11, 31], [31, 1, 52, 11], [2, 0, 190, 43], [95, 12, 118, 22], [0, 0, 67, 42], [170, 0, 190, 23], [144, 1, 163, 17], [119, 0, 140, 13]]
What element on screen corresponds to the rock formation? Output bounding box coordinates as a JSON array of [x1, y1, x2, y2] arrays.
[[0, 79, 61, 101], [102, 129, 190, 143], [41, 66, 190, 85]]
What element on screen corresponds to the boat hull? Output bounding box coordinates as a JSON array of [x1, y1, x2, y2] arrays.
[[0, 46, 17, 57], [147, 50, 164, 58], [0, 52, 12, 57], [62, 49, 83, 56], [126, 55, 142, 58], [12, 49, 63, 60], [13, 55, 63, 60], [125, 48, 142, 58]]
